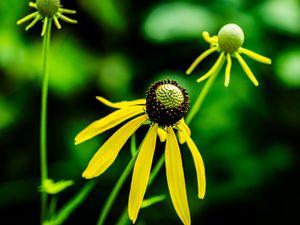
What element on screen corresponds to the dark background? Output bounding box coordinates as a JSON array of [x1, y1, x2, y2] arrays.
[[0, 0, 299, 224]]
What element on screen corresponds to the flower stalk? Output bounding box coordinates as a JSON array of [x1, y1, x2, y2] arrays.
[[40, 17, 52, 223]]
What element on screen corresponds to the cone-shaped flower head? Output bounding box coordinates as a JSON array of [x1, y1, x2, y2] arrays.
[[146, 80, 189, 126], [186, 23, 272, 87], [17, 0, 77, 36], [75, 80, 205, 225]]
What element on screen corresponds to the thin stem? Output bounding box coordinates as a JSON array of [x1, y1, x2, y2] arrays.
[[49, 181, 96, 225], [185, 60, 225, 125], [96, 148, 138, 225], [116, 153, 165, 225], [40, 18, 52, 223]]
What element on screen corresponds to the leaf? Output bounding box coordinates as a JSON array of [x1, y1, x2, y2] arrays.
[[141, 194, 167, 208], [142, 2, 218, 42], [39, 179, 74, 195]]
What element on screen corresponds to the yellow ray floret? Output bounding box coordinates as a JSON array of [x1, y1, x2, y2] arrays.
[[165, 127, 191, 225], [177, 118, 191, 144], [182, 131, 206, 199], [235, 53, 259, 86], [75, 106, 145, 145], [186, 47, 217, 75], [96, 96, 146, 109], [82, 115, 147, 179], [239, 48, 272, 64], [128, 124, 158, 223], [197, 52, 225, 83]]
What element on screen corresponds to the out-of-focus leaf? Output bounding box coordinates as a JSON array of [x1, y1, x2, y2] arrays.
[[97, 53, 132, 99], [39, 179, 73, 195], [275, 48, 300, 88], [78, 0, 126, 31], [142, 2, 219, 42], [257, 0, 300, 35], [0, 99, 16, 130]]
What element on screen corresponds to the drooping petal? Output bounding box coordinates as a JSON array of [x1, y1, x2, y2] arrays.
[[157, 127, 167, 142], [177, 119, 191, 144], [41, 16, 48, 36], [75, 106, 145, 145], [128, 124, 158, 223], [56, 12, 78, 24], [165, 127, 190, 225], [25, 14, 42, 31], [53, 16, 61, 29], [197, 52, 225, 83], [16, 11, 39, 25], [202, 31, 211, 43], [59, 8, 77, 14], [96, 96, 146, 109], [181, 131, 206, 199], [82, 115, 147, 179], [224, 53, 232, 87], [186, 47, 217, 75], [239, 47, 272, 64], [235, 53, 259, 86]]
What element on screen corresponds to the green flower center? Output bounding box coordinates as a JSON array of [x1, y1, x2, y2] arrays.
[[36, 0, 60, 17], [155, 84, 184, 108], [146, 80, 189, 127], [218, 23, 244, 54]]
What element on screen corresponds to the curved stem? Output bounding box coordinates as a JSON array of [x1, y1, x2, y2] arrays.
[[50, 181, 96, 225], [116, 153, 165, 225], [186, 60, 225, 125], [96, 140, 138, 225], [40, 18, 52, 223]]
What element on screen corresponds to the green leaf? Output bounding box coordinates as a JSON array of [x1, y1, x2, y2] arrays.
[[142, 2, 218, 42], [141, 194, 166, 208], [257, 0, 300, 35], [39, 179, 73, 195], [275, 48, 300, 88]]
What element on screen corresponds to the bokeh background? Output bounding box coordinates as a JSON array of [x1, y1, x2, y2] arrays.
[[1, 0, 300, 224]]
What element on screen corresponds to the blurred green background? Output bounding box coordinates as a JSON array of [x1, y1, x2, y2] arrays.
[[1, 0, 300, 224]]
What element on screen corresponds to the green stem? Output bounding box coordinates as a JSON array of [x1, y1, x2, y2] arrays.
[[185, 62, 224, 125], [116, 153, 165, 225], [49, 181, 96, 225], [96, 149, 138, 225], [40, 18, 52, 223]]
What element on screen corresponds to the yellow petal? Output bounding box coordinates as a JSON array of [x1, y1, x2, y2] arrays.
[[128, 124, 158, 223], [17, 11, 38, 25], [75, 106, 144, 145], [165, 127, 190, 225], [177, 119, 191, 144], [235, 53, 259, 86], [202, 31, 211, 43], [96, 96, 146, 109], [82, 115, 147, 179], [157, 127, 167, 142], [186, 47, 217, 75], [224, 53, 232, 87], [239, 47, 272, 64], [182, 131, 206, 199], [197, 52, 225, 83]]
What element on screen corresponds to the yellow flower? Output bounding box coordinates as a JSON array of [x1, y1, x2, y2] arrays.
[[17, 0, 77, 36], [75, 80, 206, 225], [186, 23, 272, 86]]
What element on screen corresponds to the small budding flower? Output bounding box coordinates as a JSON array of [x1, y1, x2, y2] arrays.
[[186, 23, 272, 87], [75, 80, 206, 225], [17, 0, 77, 36]]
